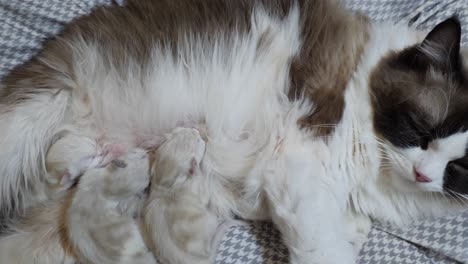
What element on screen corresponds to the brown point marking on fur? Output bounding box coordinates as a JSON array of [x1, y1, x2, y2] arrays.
[[369, 42, 468, 149], [0, 0, 295, 108], [0, 40, 74, 107], [58, 188, 79, 259], [288, 1, 370, 137]]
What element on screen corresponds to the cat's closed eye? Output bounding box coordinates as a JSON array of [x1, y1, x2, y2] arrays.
[[406, 114, 431, 150], [419, 135, 431, 150]]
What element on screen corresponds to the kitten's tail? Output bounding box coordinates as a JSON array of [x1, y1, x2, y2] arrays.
[[0, 229, 75, 264], [0, 73, 71, 214]]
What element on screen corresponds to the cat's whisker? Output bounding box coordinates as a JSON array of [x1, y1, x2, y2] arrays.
[[449, 191, 468, 207], [446, 191, 468, 208], [446, 192, 462, 208], [448, 190, 468, 202]]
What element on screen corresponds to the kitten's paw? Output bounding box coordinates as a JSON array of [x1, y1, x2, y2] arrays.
[[58, 154, 103, 188], [167, 127, 206, 173]]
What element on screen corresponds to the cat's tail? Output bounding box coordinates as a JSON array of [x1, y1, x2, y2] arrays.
[[0, 63, 72, 215], [0, 202, 75, 264], [0, 228, 75, 264]]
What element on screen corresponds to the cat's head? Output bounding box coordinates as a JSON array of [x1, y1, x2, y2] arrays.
[[370, 18, 468, 195]]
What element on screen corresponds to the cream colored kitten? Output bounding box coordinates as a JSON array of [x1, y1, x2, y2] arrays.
[[0, 134, 155, 264], [68, 148, 156, 264], [0, 132, 112, 264], [144, 127, 219, 264], [45, 131, 127, 194]]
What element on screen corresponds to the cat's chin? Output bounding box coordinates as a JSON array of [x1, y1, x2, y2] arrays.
[[381, 168, 444, 194]]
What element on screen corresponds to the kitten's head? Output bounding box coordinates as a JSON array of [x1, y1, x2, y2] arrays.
[[370, 18, 468, 194], [102, 148, 151, 197]]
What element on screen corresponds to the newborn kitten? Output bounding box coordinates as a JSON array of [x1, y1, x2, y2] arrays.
[[144, 127, 218, 264], [0, 132, 112, 264], [0, 135, 155, 264], [67, 148, 156, 264]]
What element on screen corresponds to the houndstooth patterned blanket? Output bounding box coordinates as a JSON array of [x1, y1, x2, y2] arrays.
[[1, 0, 468, 263]]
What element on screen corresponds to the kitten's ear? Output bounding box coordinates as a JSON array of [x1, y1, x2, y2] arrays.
[[420, 17, 461, 70], [60, 170, 76, 189], [111, 159, 127, 168]]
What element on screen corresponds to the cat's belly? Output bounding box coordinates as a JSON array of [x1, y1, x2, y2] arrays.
[[69, 48, 309, 217], [69, 28, 300, 176], [62, 6, 304, 216], [92, 88, 285, 183], [66, 0, 301, 154]]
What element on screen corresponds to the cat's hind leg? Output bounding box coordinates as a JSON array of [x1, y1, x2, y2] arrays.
[[0, 85, 70, 213]]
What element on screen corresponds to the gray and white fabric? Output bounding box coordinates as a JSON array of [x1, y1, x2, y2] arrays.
[[214, 213, 468, 264], [364, 212, 468, 264], [1, 0, 468, 263], [215, 222, 289, 264], [346, 0, 468, 46]]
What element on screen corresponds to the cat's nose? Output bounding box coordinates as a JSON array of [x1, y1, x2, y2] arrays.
[[414, 168, 432, 183]]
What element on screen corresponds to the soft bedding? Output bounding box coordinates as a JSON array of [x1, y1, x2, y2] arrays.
[[0, 0, 467, 263]]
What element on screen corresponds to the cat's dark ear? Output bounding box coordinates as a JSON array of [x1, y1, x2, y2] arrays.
[[419, 17, 461, 71]]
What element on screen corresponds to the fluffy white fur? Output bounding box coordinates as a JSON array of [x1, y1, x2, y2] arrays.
[[0, 3, 467, 264], [0, 91, 70, 211]]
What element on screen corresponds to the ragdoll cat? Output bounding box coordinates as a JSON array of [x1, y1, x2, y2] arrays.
[[0, 134, 156, 264], [1, 0, 468, 263], [144, 127, 219, 264]]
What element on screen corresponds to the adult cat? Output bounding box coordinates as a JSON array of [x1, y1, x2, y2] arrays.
[[1, 0, 468, 263]]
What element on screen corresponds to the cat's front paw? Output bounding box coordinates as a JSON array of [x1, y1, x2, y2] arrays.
[[345, 213, 371, 257], [289, 243, 357, 264]]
